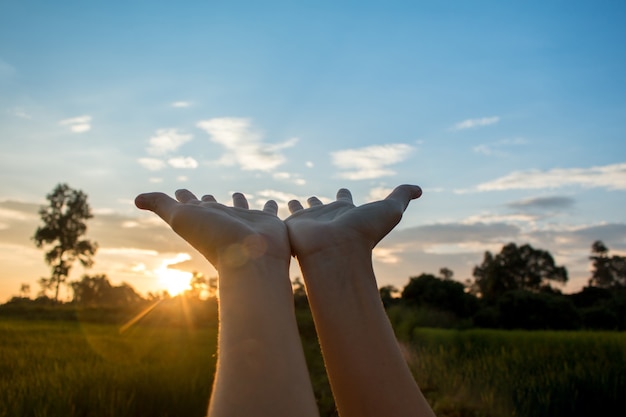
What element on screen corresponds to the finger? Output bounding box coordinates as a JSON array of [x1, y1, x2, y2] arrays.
[[232, 192, 249, 209], [288, 200, 304, 213], [175, 189, 201, 204], [385, 184, 422, 211], [134, 192, 179, 220], [201, 194, 217, 203], [336, 188, 353, 203], [307, 196, 323, 207], [263, 200, 278, 215]]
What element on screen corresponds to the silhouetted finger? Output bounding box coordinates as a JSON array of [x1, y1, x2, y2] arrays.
[[263, 200, 278, 215], [232, 192, 249, 209], [175, 189, 201, 204], [307, 197, 323, 207], [385, 185, 422, 211], [336, 188, 353, 203], [134, 192, 179, 221], [201, 194, 217, 203], [288, 200, 304, 213]]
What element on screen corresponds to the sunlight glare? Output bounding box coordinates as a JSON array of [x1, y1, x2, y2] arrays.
[[155, 254, 193, 296]]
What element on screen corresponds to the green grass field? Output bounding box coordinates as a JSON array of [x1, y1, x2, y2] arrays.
[[1, 314, 625, 417]]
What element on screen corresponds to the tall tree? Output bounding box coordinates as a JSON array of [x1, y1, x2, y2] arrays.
[[33, 183, 98, 302], [589, 240, 626, 288], [471, 242, 568, 301]]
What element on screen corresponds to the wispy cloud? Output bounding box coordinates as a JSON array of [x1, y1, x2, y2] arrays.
[[474, 163, 626, 191], [8, 107, 32, 119], [147, 129, 193, 155], [171, 101, 192, 108], [138, 158, 166, 171], [168, 156, 198, 169], [332, 144, 413, 180], [272, 172, 306, 185], [453, 116, 500, 130], [59, 115, 92, 133], [197, 117, 298, 171], [507, 196, 575, 210], [473, 137, 528, 156]]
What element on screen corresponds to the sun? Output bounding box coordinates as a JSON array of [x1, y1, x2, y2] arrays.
[[154, 254, 193, 296]]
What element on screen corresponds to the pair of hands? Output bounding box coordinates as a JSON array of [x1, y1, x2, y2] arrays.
[[134, 185, 422, 270]]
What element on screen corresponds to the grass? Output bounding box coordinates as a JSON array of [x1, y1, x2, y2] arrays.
[[1, 310, 625, 417], [404, 328, 626, 417], [0, 319, 217, 417]]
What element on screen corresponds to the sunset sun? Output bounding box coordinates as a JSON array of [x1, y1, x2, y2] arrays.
[[154, 255, 193, 296]]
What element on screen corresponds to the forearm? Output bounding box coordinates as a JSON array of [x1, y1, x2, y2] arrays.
[[298, 247, 435, 417], [209, 258, 318, 417]]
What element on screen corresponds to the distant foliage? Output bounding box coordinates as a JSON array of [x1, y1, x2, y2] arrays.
[[71, 274, 143, 306]]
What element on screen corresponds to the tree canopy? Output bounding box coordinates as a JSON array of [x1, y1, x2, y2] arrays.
[[471, 242, 568, 301], [589, 240, 626, 289], [33, 183, 98, 301]]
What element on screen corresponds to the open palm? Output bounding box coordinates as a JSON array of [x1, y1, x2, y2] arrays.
[[285, 185, 422, 258], [135, 189, 289, 269]]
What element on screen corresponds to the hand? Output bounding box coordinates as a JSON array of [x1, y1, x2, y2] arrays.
[[135, 189, 290, 270], [285, 185, 422, 259]]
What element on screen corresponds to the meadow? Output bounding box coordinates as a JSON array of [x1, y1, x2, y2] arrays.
[[1, 310, 625, 417]]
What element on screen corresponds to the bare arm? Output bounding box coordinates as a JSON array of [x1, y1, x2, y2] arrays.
[[136, 190, 319, 417], [285, 185, 436, 417]]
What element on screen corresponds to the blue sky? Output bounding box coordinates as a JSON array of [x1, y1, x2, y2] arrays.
[[1, 0, 625, 301]]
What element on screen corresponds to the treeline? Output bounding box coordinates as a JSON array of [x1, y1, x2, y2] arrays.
[[4, 240, 625, 331], [383, 240, 626, 332]]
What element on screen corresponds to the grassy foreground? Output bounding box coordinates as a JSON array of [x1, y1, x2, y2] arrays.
[[1, 314, 625, 417]]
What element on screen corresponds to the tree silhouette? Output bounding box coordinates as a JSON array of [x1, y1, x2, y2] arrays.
[[471, 242, 568, 301], [589, 240, 626, 288], [33, 183, 98, 302], [71, 274, 142, 306]]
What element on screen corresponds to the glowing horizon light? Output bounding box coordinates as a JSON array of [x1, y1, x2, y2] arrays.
[[155, 254, 193, 296]]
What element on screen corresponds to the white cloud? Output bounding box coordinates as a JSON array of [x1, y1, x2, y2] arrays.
[[138, 157, 166, 171], [196, 117, 298, 171], [168, 156, 198, 169], [367, 186, 393, 202], [453, 116, 500, 130], [373, 247, 402, 264], [9, 107, 32, 119], [147, 128, 193, 155], [256, 189, 303, 204], [332, 144, 413, 180], [171, 101, 192, 108], [473, 137, 528, 156], [475, 163, 626, 191], [306, 161, 314, 168], [59, 115, 92, 133], [272, 171, 306, 185]]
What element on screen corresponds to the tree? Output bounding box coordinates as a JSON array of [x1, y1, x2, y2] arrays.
[[71, 274, 142, 306], [471, 242, 568, 301], [589, 240, 626, 288], [402, 273, 478, 317], [379, 285, 400, 307], [33, 183, 98, 302]]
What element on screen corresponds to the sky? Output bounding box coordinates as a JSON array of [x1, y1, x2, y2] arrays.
[[1, 0, 625, 302]]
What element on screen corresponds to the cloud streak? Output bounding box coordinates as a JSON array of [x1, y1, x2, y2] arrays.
[[332, 144, 413, 180], [197, 118, 297, 171], [475, 163, 626, 191], [453, 116, 500, 130], [59, 115, 92, 133]]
